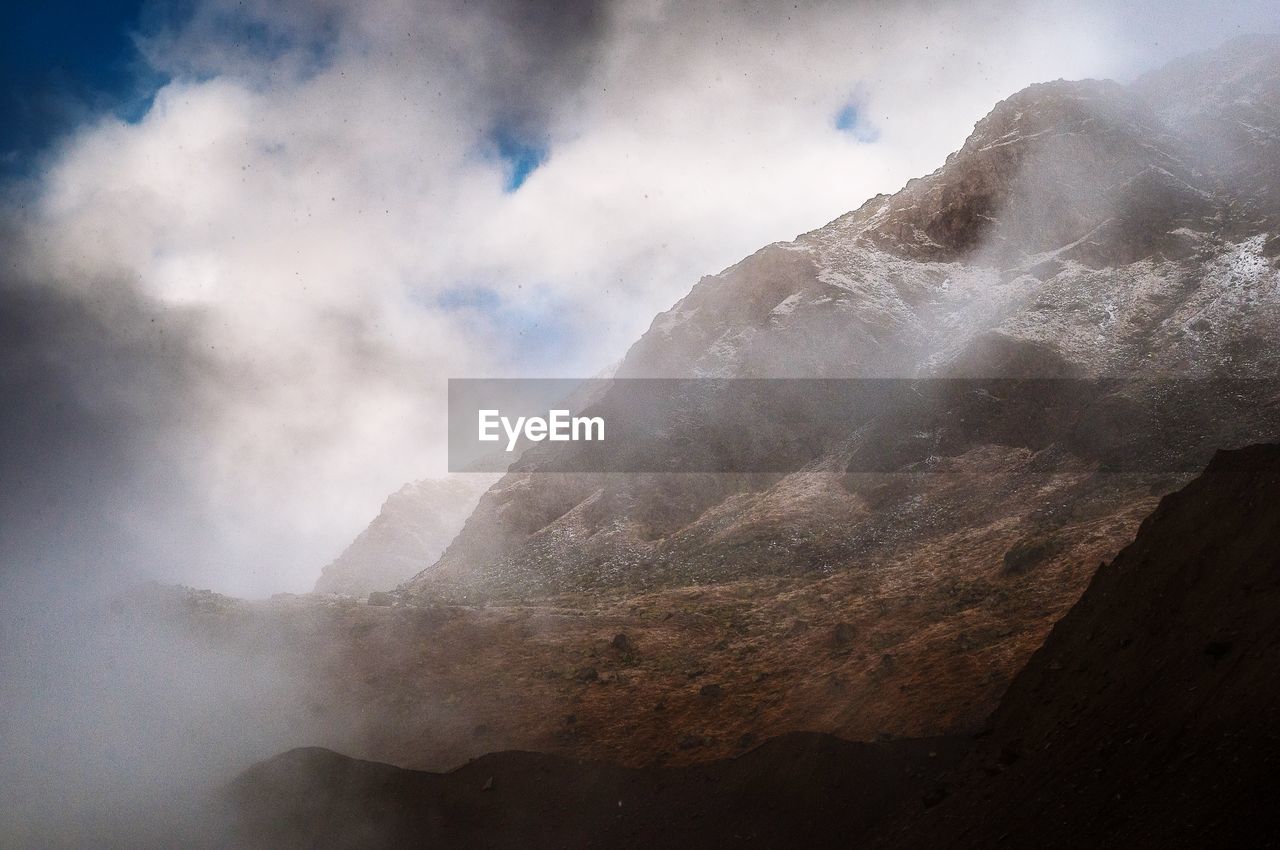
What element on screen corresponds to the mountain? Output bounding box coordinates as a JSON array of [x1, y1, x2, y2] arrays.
[[242, 38, 1280, 774], [405, 35, 1280, 603], [186, 35, 1280, 783], [313, 475, 495, 596], [229, 442, 1280, 848]]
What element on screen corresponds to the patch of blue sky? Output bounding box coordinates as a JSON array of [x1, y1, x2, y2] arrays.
[[484, 124, 549, 192], [834, 101, 880, 143], [0, 1, 339, 179], [0, 0, 160, 175]]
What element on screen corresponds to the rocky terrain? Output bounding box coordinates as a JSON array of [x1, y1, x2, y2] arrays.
[[408, 35, 1280, 605], [229, 442, 1280, 848], [152, 462, 1151, 771]]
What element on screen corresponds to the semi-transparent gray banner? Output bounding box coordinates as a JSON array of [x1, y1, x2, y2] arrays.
[[447, 378, 1280, 473]]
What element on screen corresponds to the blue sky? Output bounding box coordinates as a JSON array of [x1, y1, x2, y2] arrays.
[[0, 0, 165, 174], [834, 102, 881, 144], [486, 125, 549, 192]]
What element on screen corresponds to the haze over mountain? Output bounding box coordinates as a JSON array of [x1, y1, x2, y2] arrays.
[[314, 476, 496, 596], [400, 35, 1280, 602], [205, 37, 1280, 787]]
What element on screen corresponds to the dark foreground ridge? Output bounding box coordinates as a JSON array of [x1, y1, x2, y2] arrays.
[[228, 733, 964, 849], [871, 441, 1280, 849], [231, 443, 1280, 848]]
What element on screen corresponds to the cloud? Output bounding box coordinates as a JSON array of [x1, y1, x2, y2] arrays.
[[3, 0, 1277, 595]]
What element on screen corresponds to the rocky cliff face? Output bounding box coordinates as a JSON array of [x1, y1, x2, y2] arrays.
[[405, 36, 1280, 603], [314, 475, 496, 596]]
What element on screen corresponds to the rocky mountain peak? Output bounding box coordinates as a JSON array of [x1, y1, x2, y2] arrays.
[[848, 76, 1205, 265], [403, 38, 1280, 602]]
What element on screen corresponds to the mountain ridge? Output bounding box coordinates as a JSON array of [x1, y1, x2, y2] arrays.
[[314, 475, 495, 596], [404, 36, 1280, 603]]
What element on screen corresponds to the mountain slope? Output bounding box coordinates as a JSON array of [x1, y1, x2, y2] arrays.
[[314, 475, 495, 596], [407, 36, 1280, 603], [230, 442, 1280, 848]]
